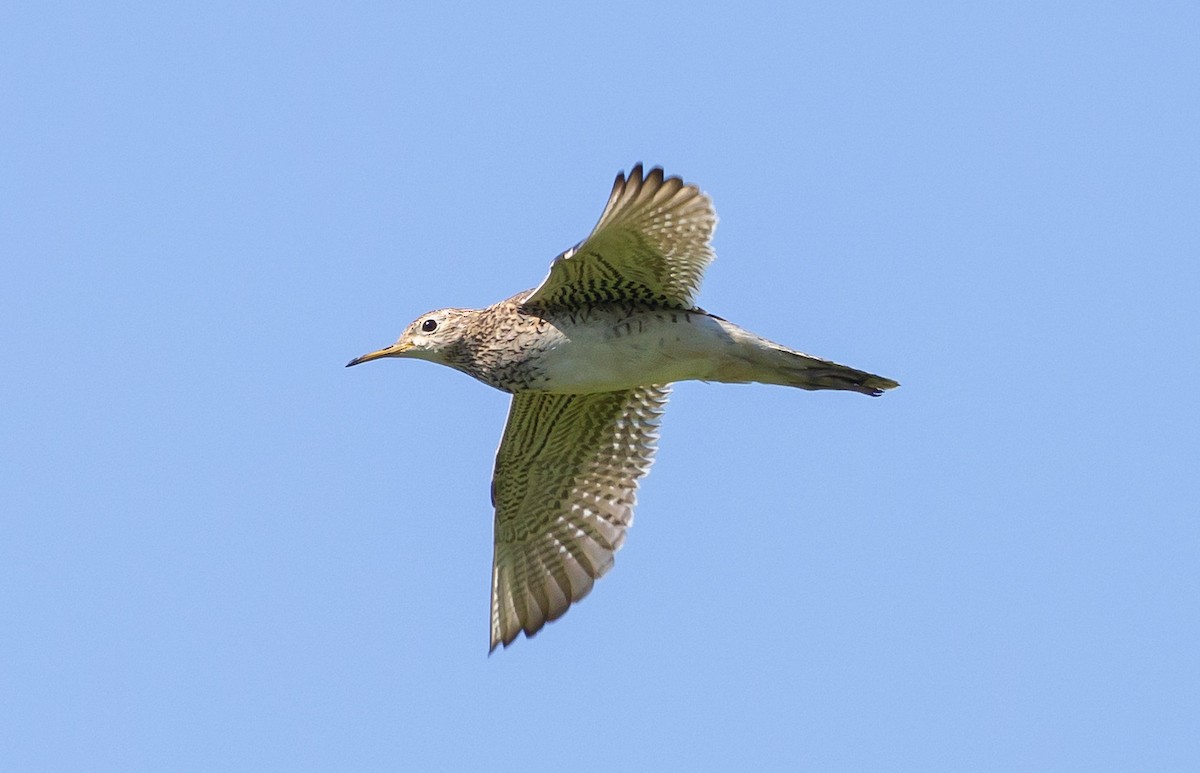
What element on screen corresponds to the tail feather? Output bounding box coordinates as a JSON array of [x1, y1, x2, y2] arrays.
[[707, 318, 899, 396], [764, 347, 899, 397]]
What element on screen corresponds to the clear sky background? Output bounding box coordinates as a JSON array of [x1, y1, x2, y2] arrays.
[[3, 2, 1198, 771]]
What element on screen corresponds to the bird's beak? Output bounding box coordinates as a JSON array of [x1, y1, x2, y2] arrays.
[[345, 342, 412, 367]]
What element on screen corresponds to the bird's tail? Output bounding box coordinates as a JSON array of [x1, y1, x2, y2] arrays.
[[706, 318, 899, 396], [744, 341, 899, 396]]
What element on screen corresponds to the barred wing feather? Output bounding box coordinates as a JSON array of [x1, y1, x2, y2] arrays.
[[489, 385, 670, 651], [523, 164, 717, 311]]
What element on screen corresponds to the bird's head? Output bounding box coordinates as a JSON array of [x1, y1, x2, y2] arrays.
[[346, 308, 473, 368]]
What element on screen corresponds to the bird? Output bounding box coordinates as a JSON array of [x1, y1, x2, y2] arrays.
[[347, 164, 898, 652]]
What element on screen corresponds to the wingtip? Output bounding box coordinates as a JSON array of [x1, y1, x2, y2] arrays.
[[623, 162, 668, 184], [613, 162, 692, 201], [489, 631, 517, 655]]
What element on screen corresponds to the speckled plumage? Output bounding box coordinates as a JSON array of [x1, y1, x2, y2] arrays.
[[348, 164, 899, 652]]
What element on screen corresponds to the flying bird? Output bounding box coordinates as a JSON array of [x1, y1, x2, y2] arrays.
[[348, 164, 898, 651]]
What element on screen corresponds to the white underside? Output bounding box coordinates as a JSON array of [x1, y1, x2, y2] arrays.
[[531, 311, 772, 394]]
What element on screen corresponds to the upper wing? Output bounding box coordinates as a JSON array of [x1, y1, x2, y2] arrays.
[[522, 164, 717, 311], [488, 385, 671, 652]]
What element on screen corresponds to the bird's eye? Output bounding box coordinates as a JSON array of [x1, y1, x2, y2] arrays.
[[421, 319, 438, 333]]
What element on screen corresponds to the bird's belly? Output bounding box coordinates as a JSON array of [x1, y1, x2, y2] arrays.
[[530, 311, 734, 394]]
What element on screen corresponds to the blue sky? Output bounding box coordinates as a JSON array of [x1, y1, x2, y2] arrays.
[[3, 2, 1198, 770]]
